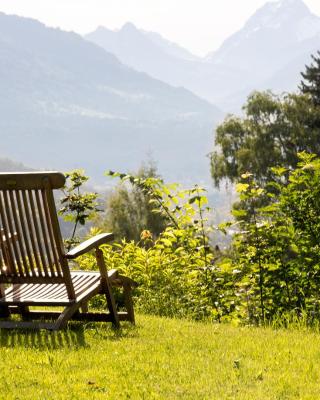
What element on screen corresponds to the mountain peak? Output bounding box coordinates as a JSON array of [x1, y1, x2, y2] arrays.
[[120, 22, 138, 33], [269, 0, 310, 13], [273, 0, 308, 8], [95, 25, 110, 33], [207, 0, 320, 76], [243, 0, 313, 33]]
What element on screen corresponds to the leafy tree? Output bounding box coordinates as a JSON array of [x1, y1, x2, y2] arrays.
[[211, 91, 320, 187], [97, 163, 168, 242], [223, 154, 320, 323]]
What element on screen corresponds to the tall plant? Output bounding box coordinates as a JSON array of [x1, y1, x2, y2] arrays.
[[59, 170, 100, 250]]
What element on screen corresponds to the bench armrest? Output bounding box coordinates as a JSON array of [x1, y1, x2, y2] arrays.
[[65, 233, 114, 259]]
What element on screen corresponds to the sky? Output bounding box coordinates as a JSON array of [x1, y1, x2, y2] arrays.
[[0, 0, 320, 56]]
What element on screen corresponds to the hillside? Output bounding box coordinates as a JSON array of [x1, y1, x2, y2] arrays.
[[0, 13, 222, 184]]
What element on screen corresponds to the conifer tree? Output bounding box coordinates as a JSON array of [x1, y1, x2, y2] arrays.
[[300, 51, 320, 106]]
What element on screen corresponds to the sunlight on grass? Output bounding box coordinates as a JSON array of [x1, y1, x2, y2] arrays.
[[1, 315, 320, 399]]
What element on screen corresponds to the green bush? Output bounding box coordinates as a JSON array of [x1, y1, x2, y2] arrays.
[[65, 154, 320, 325], [76, 175, 232, 321], [224, 153, 320, 324]]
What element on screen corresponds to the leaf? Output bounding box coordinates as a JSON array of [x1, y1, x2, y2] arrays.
[[236, 183, 250, 193]]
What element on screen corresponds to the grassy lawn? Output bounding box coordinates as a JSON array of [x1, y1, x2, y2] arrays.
[[0, 314, 320, 399]]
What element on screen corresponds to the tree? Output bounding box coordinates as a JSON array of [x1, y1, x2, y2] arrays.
[[97, 163, 168, 242], [300, 51, 320, 106], [59, 170, 100, 249], [227, 153, 320, 322], [210, 91, 320, 187]]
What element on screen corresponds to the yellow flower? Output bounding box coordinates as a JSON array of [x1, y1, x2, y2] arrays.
[[140, 230, 152, 240]]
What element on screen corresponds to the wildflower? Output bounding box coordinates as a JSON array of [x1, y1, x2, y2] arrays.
[[140, 230, 152, 240]]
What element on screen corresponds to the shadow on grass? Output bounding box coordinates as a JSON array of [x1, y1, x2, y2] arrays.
[[0, 325, 87, 349], [85, 321, 139, 341], [0, 321, 138, 350]]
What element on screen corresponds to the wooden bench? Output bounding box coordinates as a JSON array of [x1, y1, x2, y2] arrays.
[[0, 171, 136, 330]]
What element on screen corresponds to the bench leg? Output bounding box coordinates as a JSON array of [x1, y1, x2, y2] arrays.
[[0, 305, 10, 318], [123, 283, 135, 324]]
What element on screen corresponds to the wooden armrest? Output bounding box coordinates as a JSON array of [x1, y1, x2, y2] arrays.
[[65, 233, 114, 259]]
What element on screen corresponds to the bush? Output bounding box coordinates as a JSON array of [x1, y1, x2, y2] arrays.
[[66, 154, 320, 326], [77, 175, 231, 321], [224, 153, 320, 324]]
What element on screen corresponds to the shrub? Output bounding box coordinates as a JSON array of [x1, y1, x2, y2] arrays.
[[77, 174, 231, 321]]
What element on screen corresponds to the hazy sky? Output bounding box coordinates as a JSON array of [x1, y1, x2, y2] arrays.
[[0, 0, 320, 56]]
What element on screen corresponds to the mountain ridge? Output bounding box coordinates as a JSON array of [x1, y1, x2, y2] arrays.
[[85, 0, 320, 112], [0, 12, 222, 184]]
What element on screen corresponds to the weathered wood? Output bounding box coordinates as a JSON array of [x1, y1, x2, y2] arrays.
[[66, 233, 114, 259], [95, 248, 120, 328], [1, 271, 101, 304], [35, 190, 55, 276], [0, 277, 9, 317], [0, 191, 17, 275], [123, 283, 135, 324], [8, 191, 32, 276], [43, 183, 75, 298], [40, 189, 61, 275], [2, 191, 24, 276], [21, 189, 43, 275], [0, 229, 17, 275], [0, 171, 136, 330], [15, 190, 37, 275], [0, 276, 66, 284], [0, 172, 65, 190]]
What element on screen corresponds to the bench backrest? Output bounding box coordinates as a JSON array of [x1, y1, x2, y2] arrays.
[[0, 172, 75, 299]]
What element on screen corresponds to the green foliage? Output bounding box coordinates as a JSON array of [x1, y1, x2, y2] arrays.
[[98, 164, 168, 241], [300, 51, 320, 106], [31, 54, 320, 328], [70, 156, 320, 325], [78, 174, 234, 321], [58, 161, 320, 326], [210, 91, 320, 187], [223, 154, 320, 323], [59, 170, 99, 249]]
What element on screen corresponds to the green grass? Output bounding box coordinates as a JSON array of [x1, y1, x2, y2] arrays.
[[0, 314, 320, 399]]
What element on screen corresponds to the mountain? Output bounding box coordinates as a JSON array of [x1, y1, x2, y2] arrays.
[[86, 23, 198, 65], [206, 0, 320, 109], [0, 13, 222, 184], [207, 0, 320, 71], [143, 28, 198, 62], [86, 0, 320, 112], [85, 22, 250, 111], [85, 23, 204, 93]]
